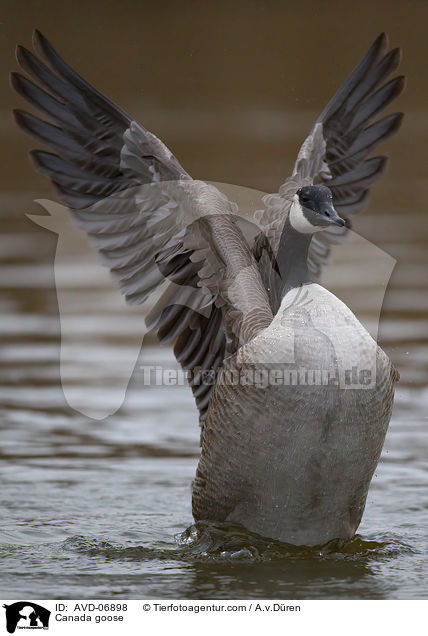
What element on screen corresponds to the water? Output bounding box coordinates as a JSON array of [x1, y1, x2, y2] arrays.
[[1, 0, 428, 600], [1, 204, 427, 601]]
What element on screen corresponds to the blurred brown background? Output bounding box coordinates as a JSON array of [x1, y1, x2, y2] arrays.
[[0, 0, 425, 204]]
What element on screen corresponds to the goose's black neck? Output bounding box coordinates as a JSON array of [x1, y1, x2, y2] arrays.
[[277, 216, 313, 296]]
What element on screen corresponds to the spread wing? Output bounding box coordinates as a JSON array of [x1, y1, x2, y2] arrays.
[[255, 32, 405, 310], [12, 30, 273, 420]]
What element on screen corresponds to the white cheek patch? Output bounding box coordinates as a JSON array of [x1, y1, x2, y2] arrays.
[[289, 195, 324, 234]]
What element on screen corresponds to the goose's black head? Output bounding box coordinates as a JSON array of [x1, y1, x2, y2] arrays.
[[290, 185, 346, 234]]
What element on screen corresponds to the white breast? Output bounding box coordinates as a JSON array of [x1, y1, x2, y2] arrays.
[[239, 283, 379, 388]]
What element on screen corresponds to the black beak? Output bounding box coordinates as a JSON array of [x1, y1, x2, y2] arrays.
[[319, 203, 346, 227]]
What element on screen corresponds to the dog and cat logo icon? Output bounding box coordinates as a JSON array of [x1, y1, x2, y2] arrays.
[[2, 602, 50, 633]]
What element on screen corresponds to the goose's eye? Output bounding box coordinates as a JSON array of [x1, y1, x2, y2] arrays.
[[301, 196, 309, 203]]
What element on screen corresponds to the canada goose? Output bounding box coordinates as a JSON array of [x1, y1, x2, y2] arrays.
[[12, 31, 404, 546]]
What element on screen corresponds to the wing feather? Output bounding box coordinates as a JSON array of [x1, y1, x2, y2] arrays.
[[12, 31, 273, 421], [256, 33, 404, 298]]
